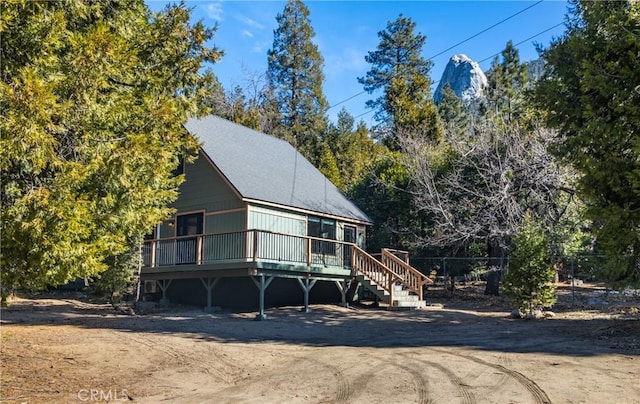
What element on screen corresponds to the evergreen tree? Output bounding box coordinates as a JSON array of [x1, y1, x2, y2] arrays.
[[0, 0, 222, 293], [437, 83, 470, 140], [503, 215, 557, 315], [323, 109, 381, 193], [340, 121, 381, 193], [317, 141, 343, 191], [350, 150, 417, 252], [534, 0, 640, 286], [358, 15, 441, 146], [485, 40, 529, 119], [267, 0, 328, 162]]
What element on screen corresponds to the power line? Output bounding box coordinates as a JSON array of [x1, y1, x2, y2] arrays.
[[330, 21, 564, 113], [353, 109, 374, 120], [327, 0, 546, 111], [478, 21, 564, 64], [326, 90, 366, 111], [430, 21, 564, 88], [426, 0, 544, 61]]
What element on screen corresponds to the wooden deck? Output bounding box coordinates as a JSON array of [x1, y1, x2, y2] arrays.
[[142, 229, 354, 277], [140, 230, 431, 316]]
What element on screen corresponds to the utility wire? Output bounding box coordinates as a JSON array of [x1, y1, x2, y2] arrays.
[[326, 90, 366, 111], [430, 21, 564, 88], [331, 21, 564, 116], [426, 0, 544, 60], [353, 109, 374, 120], [478, 21, 563, 64], [327, 0, 545, 111]]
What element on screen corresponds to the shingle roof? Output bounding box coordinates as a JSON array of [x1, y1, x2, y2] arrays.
[[184, 116, 372, 224]]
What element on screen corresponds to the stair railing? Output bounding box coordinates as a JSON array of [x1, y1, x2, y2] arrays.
[[381, 248, 432, 301], [352, 245, 402, 303]]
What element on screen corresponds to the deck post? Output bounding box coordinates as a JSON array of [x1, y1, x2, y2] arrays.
[[196, 236, 203, 265], [296, 277, 317, 313], [158, 279, 172, 307], [334, 279, 349, 307], [150, 240, 156, 268], [252, 230, 259, 262], [200, 277, 220, 312], [251, 275, 274, 321]]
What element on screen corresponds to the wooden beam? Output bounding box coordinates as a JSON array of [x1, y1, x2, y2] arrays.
[[296, 277, 317, 313], [251, 275, 274, 321], [200, 277, 220, 311]]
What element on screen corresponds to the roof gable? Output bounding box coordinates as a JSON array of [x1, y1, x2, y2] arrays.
[[184, 116, 372, 223]]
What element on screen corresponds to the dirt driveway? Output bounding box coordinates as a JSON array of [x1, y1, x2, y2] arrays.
[[1, 286, 639, 403]]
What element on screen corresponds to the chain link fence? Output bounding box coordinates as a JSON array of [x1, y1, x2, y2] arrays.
[[410, 255, 625, 282], [411, 257, 508, 282], [409, 255, 639, 306]]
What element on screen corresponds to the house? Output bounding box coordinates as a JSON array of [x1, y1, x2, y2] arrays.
[[140, 116, 430, 318]]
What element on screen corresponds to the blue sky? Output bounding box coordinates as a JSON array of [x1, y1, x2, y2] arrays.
[[147, 0, 570, 125]]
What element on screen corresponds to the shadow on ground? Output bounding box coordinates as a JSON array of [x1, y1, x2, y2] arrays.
[[2, 292, 638, 357]]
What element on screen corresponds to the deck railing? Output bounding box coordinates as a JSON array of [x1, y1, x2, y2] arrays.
[[381, 248, 432, 301], [352, 246, 403, 303], [142, 230, 428, 303], [142, 229, 354, 269]]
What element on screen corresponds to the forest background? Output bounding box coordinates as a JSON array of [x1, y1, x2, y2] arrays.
[[1, 0, 638, 302]]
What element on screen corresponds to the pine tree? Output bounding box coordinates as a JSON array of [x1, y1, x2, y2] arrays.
[[503, 216, 557, 315], [0, 0, 223, 293], [358, 15, 441, 146], [534, 0, 640, 287], [485, 40, 529, 120], [267, 0, 328, 162], [317, 141, 344, 191], [437, 83, 470, 140], [323, 109, 381, 193]]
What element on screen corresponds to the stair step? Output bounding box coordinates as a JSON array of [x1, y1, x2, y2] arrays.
[[391, 299, 427, 309], [394, 295, 420, 302]]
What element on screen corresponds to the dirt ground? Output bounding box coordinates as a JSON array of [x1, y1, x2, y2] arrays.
[[1, 283, 639, 404]]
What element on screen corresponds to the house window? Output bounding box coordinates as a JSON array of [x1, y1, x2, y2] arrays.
[[176, 212, 203, 237], [175, 212, 203, 265], [308, 216, 336, 255]]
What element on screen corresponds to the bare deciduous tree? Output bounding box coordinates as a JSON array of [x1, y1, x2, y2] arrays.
[[398, 115, 574, 274]]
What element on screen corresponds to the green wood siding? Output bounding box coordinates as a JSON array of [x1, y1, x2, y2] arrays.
[[248, 205, 306, 235], [203, 211, 247, 262], [248, 205, 306, 263], [172, 150, 243, 213], [206, 211, 245, 234]]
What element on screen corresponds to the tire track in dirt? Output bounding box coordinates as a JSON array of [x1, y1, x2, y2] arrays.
[[416, 359, 476, 404], [432, 349, 551, 404], [269, 349, 433, 403], [493, 353, 513, 390], [294, 355, 352, 402], [126, 333, 243, 384], [340, 368, 379, 402], [394, 356, 432, 404]]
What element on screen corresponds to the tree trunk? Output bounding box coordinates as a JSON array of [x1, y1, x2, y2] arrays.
[[485, 237, 506, 296]]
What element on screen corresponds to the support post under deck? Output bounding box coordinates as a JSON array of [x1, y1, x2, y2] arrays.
[[334, 279, 350, 307], [200, 277, 220, 312], [251, 275, 274, 321], [296, 277, 317, 313], [158, 279, 172, 307]]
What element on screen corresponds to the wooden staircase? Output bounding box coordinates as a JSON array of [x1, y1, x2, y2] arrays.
[[351, 247, 432, 309]]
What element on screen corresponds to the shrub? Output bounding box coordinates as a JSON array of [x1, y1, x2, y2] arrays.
[[503, 216, 557, 314]]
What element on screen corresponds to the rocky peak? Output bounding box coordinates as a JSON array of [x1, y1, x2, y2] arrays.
[[434, 54, 487, 104]]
